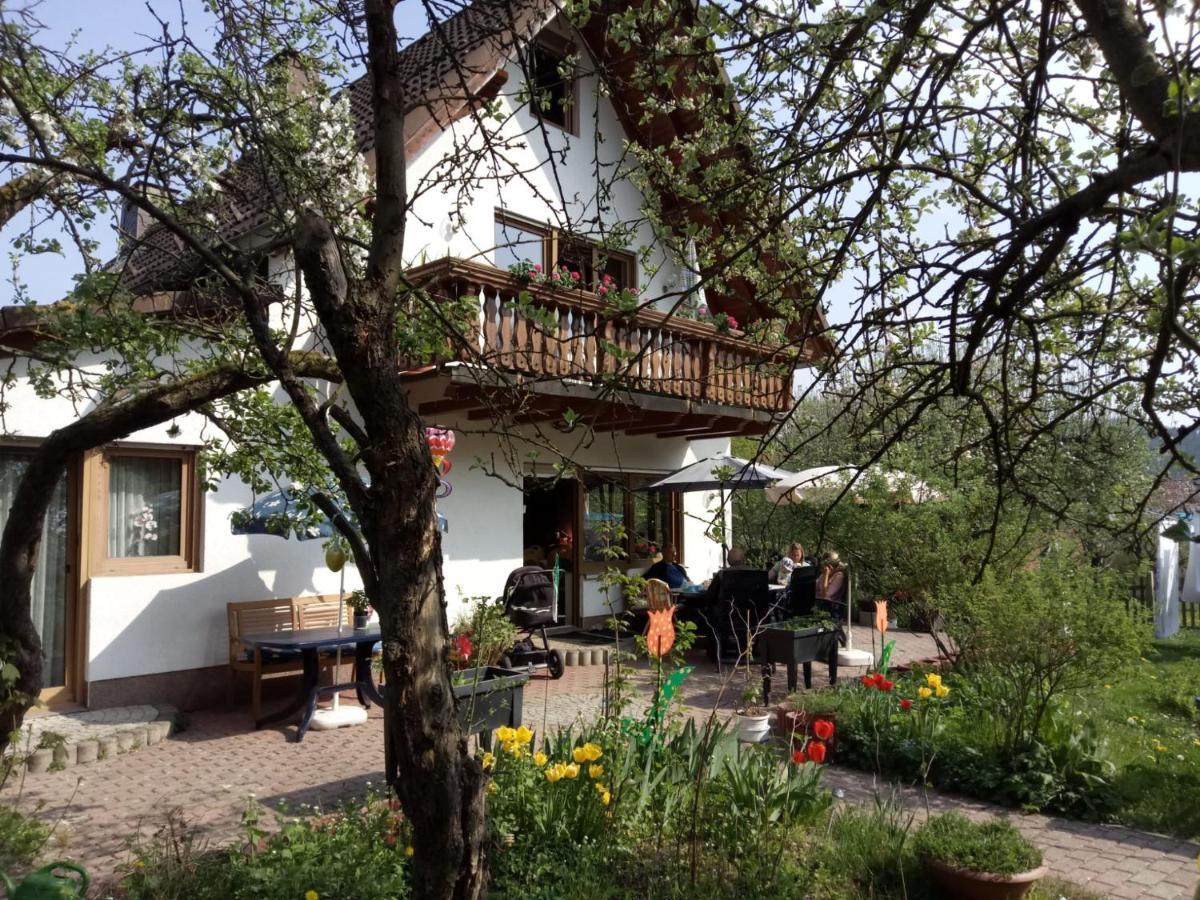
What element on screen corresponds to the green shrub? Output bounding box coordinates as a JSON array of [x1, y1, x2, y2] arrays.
[[451, 595, 518, 666], [939, 555, 1146, 751], [913, 812, 1042, 876], [0, 803, 50, 871]]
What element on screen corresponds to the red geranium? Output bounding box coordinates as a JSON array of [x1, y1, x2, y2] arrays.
[[812, 719, 835, 742], [807, 741, 828, 764], [899, 698, 913, 711], [453, 633, 473, 661], [791, 748, 807, 765]]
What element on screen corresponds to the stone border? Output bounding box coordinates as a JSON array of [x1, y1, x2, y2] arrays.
[[22, 705, 177, 774]]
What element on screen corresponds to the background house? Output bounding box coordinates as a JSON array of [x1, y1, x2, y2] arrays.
[[0, 0, 827, 711]]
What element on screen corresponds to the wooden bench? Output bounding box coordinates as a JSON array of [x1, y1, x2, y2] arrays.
[[227, 594, 353, 719]]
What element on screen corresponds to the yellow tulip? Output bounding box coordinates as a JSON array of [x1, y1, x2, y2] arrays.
[[935, 685, 950, 698], [486, 782, 498, 795], [405, 846, 414, 857], [564, 763, 580, 779], [572, 746, 588, 764], [495, 726, 516, 743], [589, 764, 604, 779], [925, 673, 942, 689], [481, 752, 494, 770], [594, 782, 608, 793], [546, 765, 563, 783], [515, 726, 534, 744], [600, 790, 611, 806], [918, 687, 932, 700], [583, 742, 603, 761], [534, 752, 548, 767], [306, 892, 319, 900]]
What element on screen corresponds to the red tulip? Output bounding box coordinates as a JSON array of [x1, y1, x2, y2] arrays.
[[860, 675, 875, 688], [791, 748, 807, 765], [812, 719, 835, 741], [807, 741, 827, 764], [880, 679, 894, 692], [899, 698, 913, 711]]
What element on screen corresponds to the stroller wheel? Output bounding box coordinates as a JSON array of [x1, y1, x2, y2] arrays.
[[546, 649, 564, 679], [499, 654, 514, 670]]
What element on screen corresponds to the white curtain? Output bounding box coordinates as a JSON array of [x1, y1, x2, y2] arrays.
[[0, 453, 68, 686], [1155, 519, 1182, 640], [1182, 517, 1200, 605], [107, 456, 181, 557]]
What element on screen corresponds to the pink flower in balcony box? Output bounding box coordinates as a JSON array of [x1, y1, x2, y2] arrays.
[[532, 263, 542, 273], [598, 286, 608, 296], [602, 273, 614, 285], [571, 271, 581, 281], [726, 316, 738, 329], [552, 270, 561, 280], [697, 305, 709, 317], [630, 288, 639, 296]]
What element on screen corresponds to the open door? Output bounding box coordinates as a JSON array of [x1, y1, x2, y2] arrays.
[[522, 476, 577, 627]]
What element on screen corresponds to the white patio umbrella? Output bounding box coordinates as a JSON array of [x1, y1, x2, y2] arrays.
[[646, 455, 791, 565], [764, 465, 944, 506]]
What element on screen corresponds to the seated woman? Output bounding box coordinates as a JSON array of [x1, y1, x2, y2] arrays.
[[815, 551, 848, 616], [643, 543, 690, 589], [769, 542, 808, 586]]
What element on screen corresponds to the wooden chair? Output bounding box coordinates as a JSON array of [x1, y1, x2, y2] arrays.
[[645, 578, 673, 611]]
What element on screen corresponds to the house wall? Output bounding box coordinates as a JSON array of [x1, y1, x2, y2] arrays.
[[402, 18, 687, 308]]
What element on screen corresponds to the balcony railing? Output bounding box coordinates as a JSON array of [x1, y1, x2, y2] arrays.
[[406, 258, 797, 414]]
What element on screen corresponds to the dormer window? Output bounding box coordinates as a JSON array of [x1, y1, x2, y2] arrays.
[[530, 39, 576, 134]]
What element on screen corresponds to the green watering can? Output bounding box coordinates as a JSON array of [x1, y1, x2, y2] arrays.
[[1, 863, 89, 900]]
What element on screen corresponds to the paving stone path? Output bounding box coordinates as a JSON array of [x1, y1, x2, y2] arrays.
[[2, 628, 1196, 899]]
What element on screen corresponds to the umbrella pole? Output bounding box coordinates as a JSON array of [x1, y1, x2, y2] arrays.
[[332, 565, 344, 712], [720, 485, 728, 567]]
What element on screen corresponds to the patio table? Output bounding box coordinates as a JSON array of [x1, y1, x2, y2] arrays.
[[240, 625, 383, 741]]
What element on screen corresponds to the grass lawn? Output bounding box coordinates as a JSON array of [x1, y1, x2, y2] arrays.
[[1071, 629, 1200, 838]]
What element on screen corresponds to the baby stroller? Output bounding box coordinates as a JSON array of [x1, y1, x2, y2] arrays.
[[497, 566, 564, 679]]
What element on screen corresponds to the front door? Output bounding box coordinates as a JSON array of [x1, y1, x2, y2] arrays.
[[522, 476, 578, 626], [0, 449, 75, 701]]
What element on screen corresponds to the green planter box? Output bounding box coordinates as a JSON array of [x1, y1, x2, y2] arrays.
[[452, 666, 529, 735], [759, 620, 843, 702]]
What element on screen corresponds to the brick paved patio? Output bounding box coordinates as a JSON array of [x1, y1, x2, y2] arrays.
[[3, 627, 1197, 899]]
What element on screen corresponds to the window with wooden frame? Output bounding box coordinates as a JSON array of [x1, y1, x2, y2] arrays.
[[90, 447, 202, 575], [494, 212, 636, 290], [580, 472, 682, 568], [529, 36, 577, 134]]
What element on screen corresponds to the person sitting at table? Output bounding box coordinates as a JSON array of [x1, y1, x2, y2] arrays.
[[643, 542, 691, 589], [815, 551, 848, 616], [769, 541, 808, 585]]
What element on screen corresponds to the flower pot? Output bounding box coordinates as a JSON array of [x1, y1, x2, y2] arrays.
[[925, 859, 1047, 900], [353, 612, 369, 630], [736, 711, 771, 743]]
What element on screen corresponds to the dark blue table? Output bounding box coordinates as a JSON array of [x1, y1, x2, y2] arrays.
[[240, 625, 384, 741]]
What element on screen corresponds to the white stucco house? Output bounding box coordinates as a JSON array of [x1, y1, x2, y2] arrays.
[[0, 0, 830, 711]]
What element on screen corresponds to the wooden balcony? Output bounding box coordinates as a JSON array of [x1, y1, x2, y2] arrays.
[[404, 259, 811, 434]]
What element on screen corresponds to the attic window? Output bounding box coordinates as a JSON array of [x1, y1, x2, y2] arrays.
[[531, 41, 575, 133]]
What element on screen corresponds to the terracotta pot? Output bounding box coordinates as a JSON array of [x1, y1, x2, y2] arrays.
[[925, 859, 1047, 900]]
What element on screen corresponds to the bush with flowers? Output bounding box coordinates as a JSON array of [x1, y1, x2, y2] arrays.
[[508, 261, 643, 315]]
